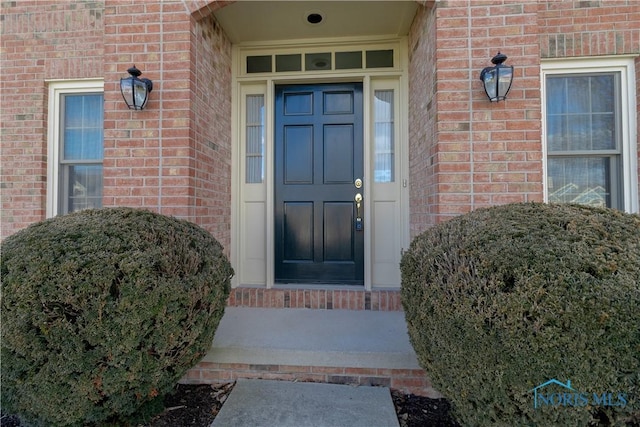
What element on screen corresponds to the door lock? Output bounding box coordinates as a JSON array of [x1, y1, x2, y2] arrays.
[[354, 178, 362, 189]]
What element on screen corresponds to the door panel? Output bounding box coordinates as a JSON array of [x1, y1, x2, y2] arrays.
[[324, 125, 354, 183], [283, 202, 313, 261], [324, 202, 354, 261], [275, 83, 364, 284], [284, 126, 313, 184]]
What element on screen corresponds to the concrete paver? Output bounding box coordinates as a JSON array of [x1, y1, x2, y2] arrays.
[[211, 378, 400, 427]]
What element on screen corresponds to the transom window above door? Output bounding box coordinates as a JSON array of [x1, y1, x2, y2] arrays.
[[245, 49, 395, 74]]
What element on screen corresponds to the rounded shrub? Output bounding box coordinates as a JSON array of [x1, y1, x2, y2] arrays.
[[1, 208, 233, 426], [401, 203, 640, 426]]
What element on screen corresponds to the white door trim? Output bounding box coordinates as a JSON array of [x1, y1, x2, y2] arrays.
[[231, 37, 410, 290]]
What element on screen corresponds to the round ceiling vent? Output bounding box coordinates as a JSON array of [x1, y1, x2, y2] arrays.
[[304, 9, 325, 26], [307, 13, 323, 24]]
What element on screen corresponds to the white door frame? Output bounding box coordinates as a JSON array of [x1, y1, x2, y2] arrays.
[[230, 36, 410, 290]]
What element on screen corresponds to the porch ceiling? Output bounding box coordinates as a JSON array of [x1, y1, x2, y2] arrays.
[[213, 1, 419, 44]]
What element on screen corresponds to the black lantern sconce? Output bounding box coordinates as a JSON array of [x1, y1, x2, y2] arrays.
[[120, 65, 153, 110], [479, 52, 513, 102]]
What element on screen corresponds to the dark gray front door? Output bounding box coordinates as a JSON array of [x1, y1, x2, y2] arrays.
[[274, 83, 364, 284]]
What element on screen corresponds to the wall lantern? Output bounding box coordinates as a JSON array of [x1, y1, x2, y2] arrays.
[[479, 52, 513, 102], [120, 65, 153, 110]]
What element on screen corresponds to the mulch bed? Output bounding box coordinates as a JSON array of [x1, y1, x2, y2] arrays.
[[391, 389, 460, 427], [1, 382, 460, 427], [148, 383, 233, 427]]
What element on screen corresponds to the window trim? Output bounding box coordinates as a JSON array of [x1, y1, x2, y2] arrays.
[[46, 79, 104, 217], [541, 57, 638, 213]]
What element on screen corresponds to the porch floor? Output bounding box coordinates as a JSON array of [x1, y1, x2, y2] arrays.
[[207, 307, 419, 368], [182, 307, 441, 397]]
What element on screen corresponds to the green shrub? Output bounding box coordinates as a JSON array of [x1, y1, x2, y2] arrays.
[[400, 203, 640, 426], [1, 208, 233, 426]]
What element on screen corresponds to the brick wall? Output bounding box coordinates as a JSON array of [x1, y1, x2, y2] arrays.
[[1, 0, 233, 247], [408, 3, 439, 236], [3, 0, 638, 242], [459, 1, 543, 214], [408, 0, 639, 236], [409, 0, 543, 236], [101, 1, 165, 216], [190, 12, 232, 246], [0, 0, 104, 238], [538, 0, 640, 58], [101, 0, 232, 248]]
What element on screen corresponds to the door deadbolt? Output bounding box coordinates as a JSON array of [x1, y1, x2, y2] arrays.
[[354, 178, 362, 189]]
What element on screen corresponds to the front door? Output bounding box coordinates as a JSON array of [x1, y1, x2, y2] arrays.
[[275, 83, 364, 285]]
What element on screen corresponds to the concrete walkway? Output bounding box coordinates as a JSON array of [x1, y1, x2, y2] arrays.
[[211, 378, 400, 427]]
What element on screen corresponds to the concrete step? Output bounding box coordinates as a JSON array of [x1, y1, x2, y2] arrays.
[[204, 307, 421, 369], [182, 307, 441, 397]]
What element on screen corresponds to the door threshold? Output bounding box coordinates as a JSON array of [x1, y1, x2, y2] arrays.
[[273, 283, 364, 290]]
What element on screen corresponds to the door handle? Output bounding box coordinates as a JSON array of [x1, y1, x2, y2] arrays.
[[355, 193, 362, 215], [354, 193, 363, 231]]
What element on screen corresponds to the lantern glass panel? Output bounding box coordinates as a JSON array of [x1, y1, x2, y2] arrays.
[[498, 66, 513, 99], [133, 80, 148, 109], [482, 68, 498, 101], [120, 79, 134, 108]]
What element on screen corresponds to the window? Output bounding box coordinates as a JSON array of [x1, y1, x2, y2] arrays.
[[245, 94, 265, 183], [244, 47, 395, 74], [542, 59, 638, 212], [373, 89, 395, 182], [47, 81, 104, 217]]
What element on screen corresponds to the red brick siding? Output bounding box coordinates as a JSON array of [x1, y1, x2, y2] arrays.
[[102, 1, 183, 216], [408, 0, 639, 236], [101, 0, 231, 249], [409, 0, 543, 235], [2, 0, 638, 240], [461, 1, 543, 214], [538, 0, 640, 58], [0, 1, 104, 239], [191, 12, 232, 246], [408, 4, 440, 236]]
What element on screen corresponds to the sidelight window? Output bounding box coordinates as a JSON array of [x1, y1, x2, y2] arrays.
[[245, 94, 265, 183], [373, 89, 395, 183]]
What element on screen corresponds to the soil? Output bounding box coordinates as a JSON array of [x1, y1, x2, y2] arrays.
[[1, 382, 459, 427]]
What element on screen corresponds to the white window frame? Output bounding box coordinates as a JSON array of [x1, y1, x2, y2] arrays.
[[541, 57, 638, 213], [46, 79, 105, 217]]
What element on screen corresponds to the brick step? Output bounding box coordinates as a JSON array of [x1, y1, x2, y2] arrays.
[[226, 287, 404, 311], [182, 307, 440, 397]]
